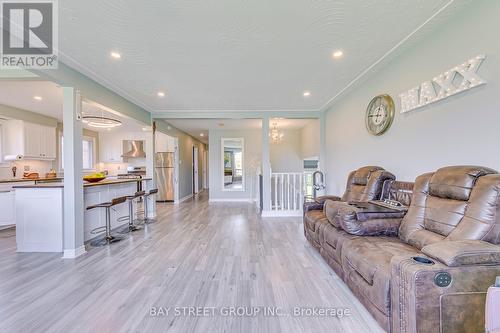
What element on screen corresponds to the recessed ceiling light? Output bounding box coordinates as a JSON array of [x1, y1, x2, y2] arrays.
[[303, 91, 311, 97], [200, 133, 204, 137], [157, 91, 165, 97], [110, 51, 121, 59], [33, 96, 42, 101], [332, 50, 343, 58]]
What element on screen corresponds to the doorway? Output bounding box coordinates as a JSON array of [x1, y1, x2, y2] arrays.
[[193, 146, 199, 194]]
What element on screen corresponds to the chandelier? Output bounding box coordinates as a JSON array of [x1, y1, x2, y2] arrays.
[[82, 116, 122, 129], [269, 122, 284, 144]]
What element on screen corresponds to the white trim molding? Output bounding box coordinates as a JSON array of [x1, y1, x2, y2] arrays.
[[175, 194, 193, 204], [208, 198, 253, 203], [261, 210, 302, 217], [62, 245, 87, 259]]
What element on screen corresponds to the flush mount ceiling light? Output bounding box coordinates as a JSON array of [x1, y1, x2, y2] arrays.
[[303, 91, 311, 97], [200, 133, 204, 137], [33, 95, 42, 101], [110, 51, 121, 59], [82, 116, 122, 129], [157, 91, 165, 97], [332, 50, 343, 58]]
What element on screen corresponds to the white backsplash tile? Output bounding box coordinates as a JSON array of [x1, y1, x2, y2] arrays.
[[0, 159, 55, 180]]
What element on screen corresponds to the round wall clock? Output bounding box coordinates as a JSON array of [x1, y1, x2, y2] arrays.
[[365, 94, 395, 136]]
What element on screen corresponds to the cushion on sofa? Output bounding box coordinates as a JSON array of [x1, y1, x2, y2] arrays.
[[428, 166, 496, 201], [399, 166, 500, 250], [342, 237, 420, 315], [421, 240, 500, 266]]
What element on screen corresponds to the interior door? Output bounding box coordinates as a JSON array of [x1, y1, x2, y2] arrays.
[[193, 146, 199, 194]]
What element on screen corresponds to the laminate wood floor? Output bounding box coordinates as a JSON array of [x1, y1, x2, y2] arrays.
[[0, 192, 383, 333]]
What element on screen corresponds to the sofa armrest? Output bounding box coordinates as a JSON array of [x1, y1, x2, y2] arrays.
[[390, 254, 500, 332], [421, 240, 500, 267], [303, 195, 342, 214], [314, 195, 342, 204]]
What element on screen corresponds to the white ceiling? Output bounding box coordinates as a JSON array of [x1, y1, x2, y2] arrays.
[[58, 0, 467, 113], [0, 80, 145, 133], [166, 118, 313, 143]]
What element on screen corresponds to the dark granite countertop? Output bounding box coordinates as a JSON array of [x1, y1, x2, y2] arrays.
[[13, 178, 152, 189], [0, 177, 63, 184]]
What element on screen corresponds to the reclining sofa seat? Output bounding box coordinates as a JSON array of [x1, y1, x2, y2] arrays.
[[303, 166, 395, 273], [339, 166, 500, 332]]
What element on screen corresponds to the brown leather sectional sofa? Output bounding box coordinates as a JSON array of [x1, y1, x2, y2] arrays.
[[304, 165, 500, 332]]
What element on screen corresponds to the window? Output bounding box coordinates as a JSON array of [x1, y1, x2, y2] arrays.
[[60, 136, 96, 171]]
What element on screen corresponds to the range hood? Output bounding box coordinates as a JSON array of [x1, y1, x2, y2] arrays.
[[122, 140, 146, 158]]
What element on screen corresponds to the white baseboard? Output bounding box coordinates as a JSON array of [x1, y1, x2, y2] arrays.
[[261, 210, 303, 217], [208, 198, 253, 203], [175, 194, 193, 204], [62, 245, 87, 259]]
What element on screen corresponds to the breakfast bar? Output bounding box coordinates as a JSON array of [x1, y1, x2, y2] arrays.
[[13, 178, 153, 252]]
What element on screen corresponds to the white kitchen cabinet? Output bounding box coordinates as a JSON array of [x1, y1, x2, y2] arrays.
[[99, 133, 122, 163], [0, 191, 15, 226], [3, 120, 56, 160]]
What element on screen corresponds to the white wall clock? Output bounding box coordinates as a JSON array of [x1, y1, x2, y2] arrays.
[[365, 94, 395, 136]]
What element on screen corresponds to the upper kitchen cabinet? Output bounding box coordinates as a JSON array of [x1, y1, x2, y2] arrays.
[[2, 120, 56, 160], [99, 132, 122, 163]]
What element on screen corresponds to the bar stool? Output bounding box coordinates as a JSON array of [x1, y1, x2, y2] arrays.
[[142, 189, 158, 224], [87, 196, 127, 246], [118, 190, 145, 233]]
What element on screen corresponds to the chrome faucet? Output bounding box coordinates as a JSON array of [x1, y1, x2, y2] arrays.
[[312, 170, 326, 198]]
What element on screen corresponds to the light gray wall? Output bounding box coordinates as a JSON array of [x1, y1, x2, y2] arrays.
[[270, 129, 303, 172], [155, 120, 206, 200], [209, 129, 262, 201], [300, 119, 320, 159], [324, 1, 500, 195]]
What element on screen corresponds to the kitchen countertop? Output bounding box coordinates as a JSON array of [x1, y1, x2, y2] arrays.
[[0, 177, 63, 183], [12, 178, 152, 189]]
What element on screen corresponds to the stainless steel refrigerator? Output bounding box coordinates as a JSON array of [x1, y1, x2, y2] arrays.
[[155, 152, 174, 202]]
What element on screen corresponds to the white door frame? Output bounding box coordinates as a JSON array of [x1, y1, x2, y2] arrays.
[[202, 149, 208, 189], [193, 146, 199, 194]]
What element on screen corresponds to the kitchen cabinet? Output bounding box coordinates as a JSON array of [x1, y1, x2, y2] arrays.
[[0, 191, 15, 226], [99, 133, 123, 163], [2, 120, 56, 160]]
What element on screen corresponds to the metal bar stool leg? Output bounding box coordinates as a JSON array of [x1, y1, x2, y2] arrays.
[[87, 196, 127, 247], [144, 189, 158, 224], [119, 196, 143, 233]]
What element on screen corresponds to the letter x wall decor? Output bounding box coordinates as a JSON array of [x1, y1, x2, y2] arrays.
[[399, 55, 486, 113]]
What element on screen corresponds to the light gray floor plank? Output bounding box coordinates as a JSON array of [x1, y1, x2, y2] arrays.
[[0, 192, 383, 333]]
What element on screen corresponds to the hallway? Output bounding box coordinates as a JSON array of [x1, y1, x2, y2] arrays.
[[0, 193, 382, 333]]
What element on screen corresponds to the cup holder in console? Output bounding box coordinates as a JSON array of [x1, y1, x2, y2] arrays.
[[412, 256, 435, 265]]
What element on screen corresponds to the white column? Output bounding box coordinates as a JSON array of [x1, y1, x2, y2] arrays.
[[146, 120, 156, 217], [62, 87, 86, 259], [261, 115, 271, 212], [319, 111, 327, 192]]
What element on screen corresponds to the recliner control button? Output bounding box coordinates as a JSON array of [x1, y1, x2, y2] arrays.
[[434, 272, 452, 287]]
